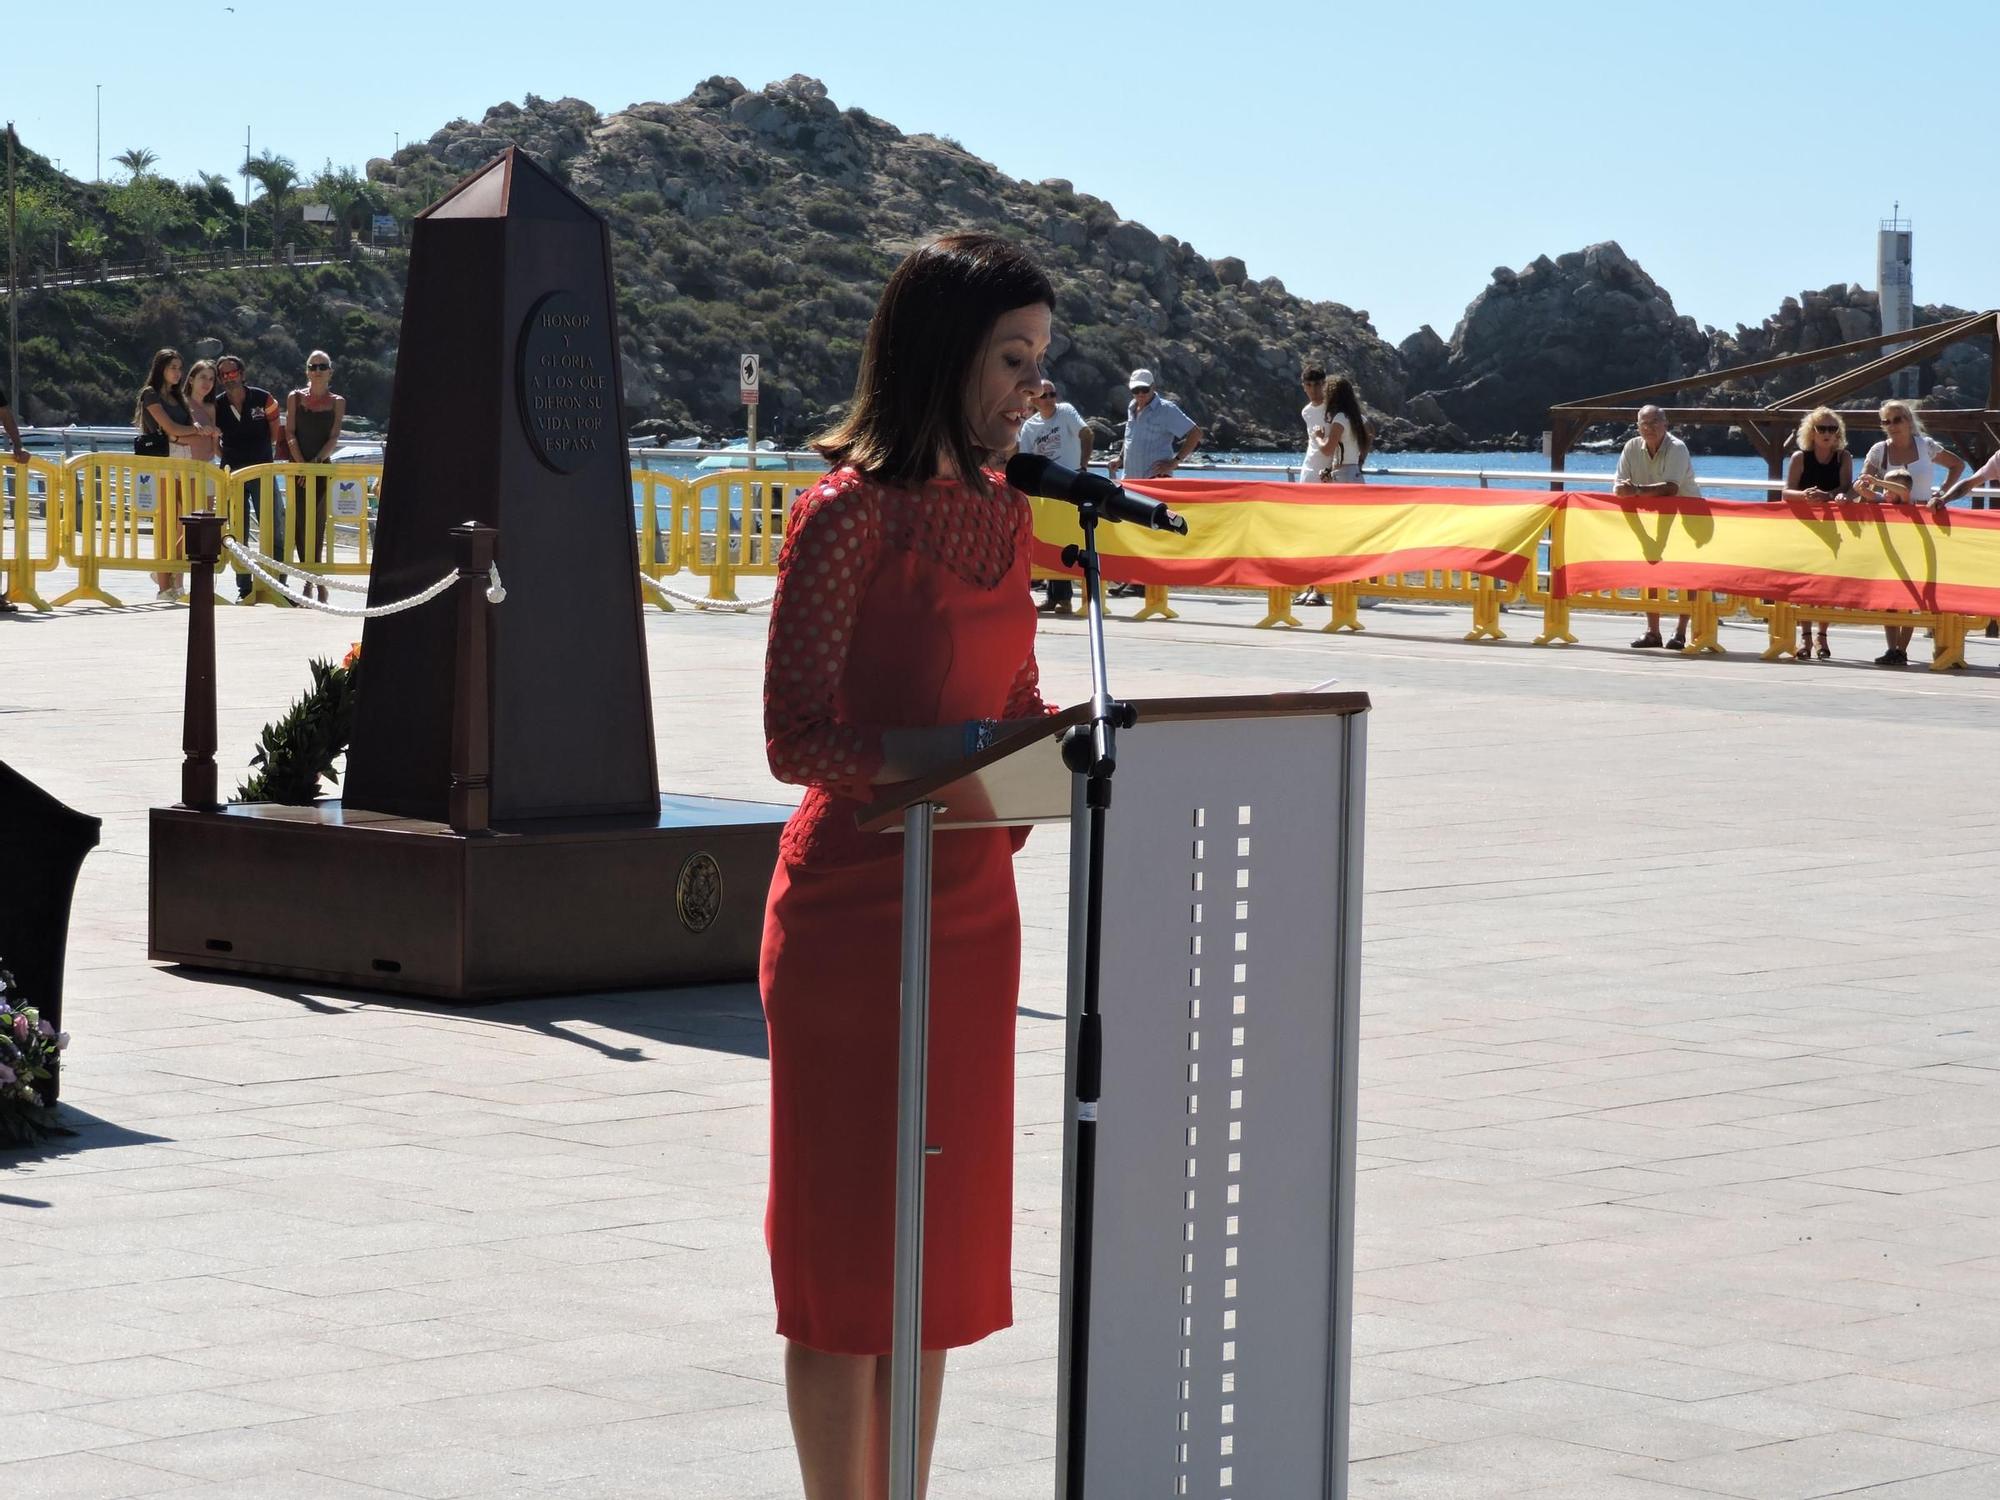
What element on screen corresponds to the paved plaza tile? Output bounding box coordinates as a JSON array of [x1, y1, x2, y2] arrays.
[[4, 570, 2000, 1497]]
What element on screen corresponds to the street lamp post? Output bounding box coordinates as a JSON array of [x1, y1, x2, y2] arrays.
[[7, 123, 20, 411]]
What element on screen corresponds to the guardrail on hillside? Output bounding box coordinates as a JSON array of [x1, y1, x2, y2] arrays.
[[5, 245, 381, 294]]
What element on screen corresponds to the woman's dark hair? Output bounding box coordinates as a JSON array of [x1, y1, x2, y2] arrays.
[[814, 233, 1054, 495], [1327, 376, 1371, 465], [135, 347, 182, 426]]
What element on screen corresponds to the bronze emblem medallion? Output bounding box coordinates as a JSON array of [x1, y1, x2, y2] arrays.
[[675, 852, 724, 934]]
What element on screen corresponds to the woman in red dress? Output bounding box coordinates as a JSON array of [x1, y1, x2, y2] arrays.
[[760, 233, 1057, 1498]]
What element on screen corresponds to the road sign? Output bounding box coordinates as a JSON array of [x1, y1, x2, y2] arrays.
[[740, 352, 760, 405]]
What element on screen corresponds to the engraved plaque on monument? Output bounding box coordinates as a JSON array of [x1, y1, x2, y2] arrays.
[[519, 291, 612, 473], [345, 147, 656, 822]]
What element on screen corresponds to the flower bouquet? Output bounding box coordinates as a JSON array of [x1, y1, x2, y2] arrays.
[[236, 642, 363, 805], [0, 965, 72, 1144]]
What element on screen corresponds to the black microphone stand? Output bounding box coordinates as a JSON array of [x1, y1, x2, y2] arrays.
[[1056, 496, 1135, 1499]]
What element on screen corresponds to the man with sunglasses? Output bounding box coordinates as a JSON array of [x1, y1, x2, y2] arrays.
[[1112, 367, 1201, 596], [1614, 404, 1703, 650], [212, 356, 285, 599], [1017, 379, 1093, 614]]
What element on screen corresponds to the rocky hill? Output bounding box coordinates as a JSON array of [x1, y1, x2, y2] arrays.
[[1704, 285, 1990, 413], [364, 77, 1410, 448], [5, 76, 1991, 453], [1413, 242, 1711, 438]]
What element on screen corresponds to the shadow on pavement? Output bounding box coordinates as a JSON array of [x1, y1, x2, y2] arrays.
[[0, 1107, 173, 1166], [158, 966, 771, 1062]]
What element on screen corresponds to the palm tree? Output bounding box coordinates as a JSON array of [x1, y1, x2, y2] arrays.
[[191, 170, 235, 211], [112, 147, 159, 180], [308, 163, 371, 253], [241, 150, 299, 249], [69, 223, 108, 274], [11, 186, 68, 274]]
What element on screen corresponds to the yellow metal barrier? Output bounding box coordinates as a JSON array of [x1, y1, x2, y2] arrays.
[[55, 453, 230, 607], [1527, 574, 1729, 654], [674, 469, 820, 603], [1094, 576, 1512, 634], [2, 455, 65, 611], [23, 458, 1991, 680], [224, 462, 381, 606], [634, 468, 682, 610], [1749, 599, 1971, 670], [1317, 570, 1526, 642]]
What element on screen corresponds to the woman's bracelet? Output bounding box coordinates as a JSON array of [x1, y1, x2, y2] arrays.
[[962, 718, 999, 757]]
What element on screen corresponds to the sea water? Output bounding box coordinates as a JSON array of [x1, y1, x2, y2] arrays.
[[633, 449, 1790, 536]]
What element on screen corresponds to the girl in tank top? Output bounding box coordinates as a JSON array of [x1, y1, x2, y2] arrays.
[[1779, 406, 1855, 659]]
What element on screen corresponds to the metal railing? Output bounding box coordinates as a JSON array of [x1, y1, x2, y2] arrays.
[[625, 447, 2000, 504], [21, 431, 1996, 503], [7, 245, 363, 294]]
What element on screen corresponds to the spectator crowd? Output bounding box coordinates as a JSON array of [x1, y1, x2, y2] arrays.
[[132, 347, 347, 602], [1015, 363, 1994, 669]]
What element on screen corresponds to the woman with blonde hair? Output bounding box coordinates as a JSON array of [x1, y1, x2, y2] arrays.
[[1854, 400, 1966, 666], [285, 350, 345, 603], [1779, 406, 1854, 659]]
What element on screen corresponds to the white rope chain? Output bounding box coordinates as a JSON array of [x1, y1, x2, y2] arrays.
[[222, 537, 505, 616], [306, 571, 372, 594], [639, 572, 774, 613]]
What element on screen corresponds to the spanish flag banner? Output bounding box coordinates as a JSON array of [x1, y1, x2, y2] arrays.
[[1028, 481, 1558, 590], [1553, 495, 2000, 614]]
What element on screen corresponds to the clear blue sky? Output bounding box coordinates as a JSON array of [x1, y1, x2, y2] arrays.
[[11, 1, 1997, 343]]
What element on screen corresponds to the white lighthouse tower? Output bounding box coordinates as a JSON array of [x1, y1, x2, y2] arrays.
[[1877, 206, 1915, 398]]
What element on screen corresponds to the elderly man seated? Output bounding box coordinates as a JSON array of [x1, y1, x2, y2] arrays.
[[1614, 404, 1704, 650]]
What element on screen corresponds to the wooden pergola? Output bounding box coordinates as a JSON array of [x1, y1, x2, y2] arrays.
[[1548, 309, 2000, 480]]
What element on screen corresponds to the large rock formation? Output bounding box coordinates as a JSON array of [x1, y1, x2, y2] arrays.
[[1427, 242, 1710, 438], [368, 78, 1407, 446], [1705, 285, 1991, 412]]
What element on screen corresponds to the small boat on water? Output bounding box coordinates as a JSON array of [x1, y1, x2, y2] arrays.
[[696, 439, 793, 472]]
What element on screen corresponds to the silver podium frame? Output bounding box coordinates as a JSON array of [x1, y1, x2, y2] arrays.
[[862, 692, 1369, 1500]]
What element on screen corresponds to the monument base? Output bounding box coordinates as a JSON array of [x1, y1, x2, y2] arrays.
[[148, 793, 789, 1001]]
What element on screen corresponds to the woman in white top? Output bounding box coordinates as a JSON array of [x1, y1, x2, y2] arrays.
[[1853, 400, 1966, 666], [1296, 371, 1371, 603], [1296, 367, 1334, 602], [1297, 370, 1370, 483]]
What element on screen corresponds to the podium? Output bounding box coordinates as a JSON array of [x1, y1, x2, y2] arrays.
[[860, 691, 1369, 1500]]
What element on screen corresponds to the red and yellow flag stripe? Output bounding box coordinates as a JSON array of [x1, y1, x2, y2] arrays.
[[1553, 494, 2000, 614], [1028, 481, 1557, 590]]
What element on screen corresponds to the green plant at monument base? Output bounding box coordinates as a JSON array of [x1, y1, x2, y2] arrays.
[[0, 966, 72, 1147], [236, 653, 361, 805]]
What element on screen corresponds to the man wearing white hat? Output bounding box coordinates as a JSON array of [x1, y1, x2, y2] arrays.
[[1108, 369, 1201, 595], [1117, 367, 1202, 484]]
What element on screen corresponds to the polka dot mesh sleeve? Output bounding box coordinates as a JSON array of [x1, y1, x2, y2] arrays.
[[1003, 495, 1057, 723], [763, 472, 887, 796]]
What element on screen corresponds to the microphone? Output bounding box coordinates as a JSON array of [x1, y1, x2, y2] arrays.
[[1004, 453, 1189, 534]]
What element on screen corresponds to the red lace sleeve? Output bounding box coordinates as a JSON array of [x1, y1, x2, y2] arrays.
[[763, 472, 887, 795], [1003, 496, 1059, 723]]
